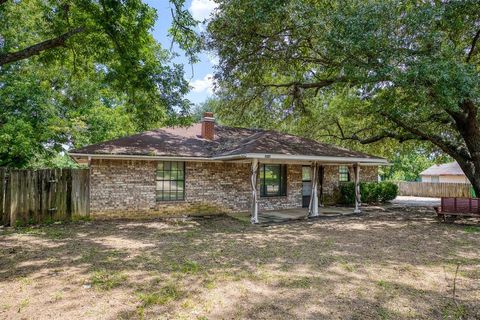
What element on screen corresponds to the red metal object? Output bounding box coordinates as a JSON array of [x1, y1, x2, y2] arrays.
[[436, 197, 480, 222]]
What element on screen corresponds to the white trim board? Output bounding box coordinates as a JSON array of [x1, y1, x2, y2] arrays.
[[69, 152, 389, 166]]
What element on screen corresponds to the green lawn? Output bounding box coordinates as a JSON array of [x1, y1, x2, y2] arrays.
[[0, 209, 479, 319]]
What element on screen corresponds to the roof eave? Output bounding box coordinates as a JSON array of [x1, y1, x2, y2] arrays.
[[213, 153, 389, 165], [68, 153, 218, 162], [68, 152, 389, 165]]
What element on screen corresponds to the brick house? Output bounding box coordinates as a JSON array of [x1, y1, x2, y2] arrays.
[[69, 113, 387, 222]]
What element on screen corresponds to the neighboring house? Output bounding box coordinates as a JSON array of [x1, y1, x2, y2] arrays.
[[420, 162, 469, 184], [69, 113, 387, 222]]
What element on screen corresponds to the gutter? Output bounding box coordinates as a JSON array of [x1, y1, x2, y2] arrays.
[[69, 152, 389, 165], [213, 153, 389, 165]]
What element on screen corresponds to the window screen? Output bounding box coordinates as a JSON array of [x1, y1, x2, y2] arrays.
[[156, 161, 185, 201]]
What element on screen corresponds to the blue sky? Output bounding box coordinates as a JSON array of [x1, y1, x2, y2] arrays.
[[145, 0, 217, 105]]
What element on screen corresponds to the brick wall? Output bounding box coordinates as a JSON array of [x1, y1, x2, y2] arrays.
[[89, 159, 378, 217], [322, 165, 378, 204], [90, 159, 156, 213]]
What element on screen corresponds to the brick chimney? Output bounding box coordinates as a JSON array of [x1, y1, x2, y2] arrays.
[[201, 112, 215, 140]]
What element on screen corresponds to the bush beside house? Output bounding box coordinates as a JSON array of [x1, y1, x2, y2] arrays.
[[339, 182, 398, 205]]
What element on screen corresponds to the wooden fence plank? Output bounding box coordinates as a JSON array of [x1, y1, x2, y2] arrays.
[[9, 171, 18, 226], [4, 169, 11, 227], [396, 182, 471, 198], [0, 168, 90, 226], [0, 168, 5, 225], [71, 169, 90, 218], [66, 169, 72, 221]]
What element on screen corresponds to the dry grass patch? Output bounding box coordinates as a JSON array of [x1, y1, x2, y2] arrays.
[[0, 209, 479, 319], [90, 269, 128, 290]]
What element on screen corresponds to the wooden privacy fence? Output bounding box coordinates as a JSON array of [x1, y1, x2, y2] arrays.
[[396, 182, 472, 198], [0, 168, 89, 226]]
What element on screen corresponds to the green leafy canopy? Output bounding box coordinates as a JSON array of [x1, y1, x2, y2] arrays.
[[0, 0, 200, 167], [207, 0, 480, 190]]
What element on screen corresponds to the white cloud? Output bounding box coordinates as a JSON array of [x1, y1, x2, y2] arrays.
[[206, 53, 219, 66], [190, 74, 214, 94], [189, 0, 218, 21]]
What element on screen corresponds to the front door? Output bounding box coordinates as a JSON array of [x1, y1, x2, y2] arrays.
[[302, 165, 323, 208]]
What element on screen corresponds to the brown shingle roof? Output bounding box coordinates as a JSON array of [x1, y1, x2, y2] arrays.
[[70, 123, 385, 161]]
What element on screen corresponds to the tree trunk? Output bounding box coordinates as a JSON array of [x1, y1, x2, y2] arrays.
[[469, 175, 480, 197], [456, 159, 480, 196], [449, 100, 480, 196]]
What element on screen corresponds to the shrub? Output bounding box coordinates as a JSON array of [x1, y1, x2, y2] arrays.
[[378, 181, 398, 202], [339, 182, 355, 205], [339, 182, 398, 205]]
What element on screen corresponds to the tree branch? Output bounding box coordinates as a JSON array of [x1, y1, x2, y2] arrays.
[[327, 120, 419, 144], [263, 79, 338, 89], [466, 28, 480, 63], [0, 27, 84, 67], [381, 112, 471, 160]]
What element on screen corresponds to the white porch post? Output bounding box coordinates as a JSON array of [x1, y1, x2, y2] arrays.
[[319, 165, 324, 207], [250, 159, 259, 224], [308, 161, 319, 217], [353, 163, 362, 214]]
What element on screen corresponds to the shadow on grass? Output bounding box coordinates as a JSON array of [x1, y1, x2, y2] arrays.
[[0, 210, 479, 319]]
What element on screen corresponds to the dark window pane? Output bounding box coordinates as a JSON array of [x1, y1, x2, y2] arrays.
[[176, 181, 184, 192], [156, 161, 185, 201], [177, 170, 184, 180], [260, 164, 287, 197]]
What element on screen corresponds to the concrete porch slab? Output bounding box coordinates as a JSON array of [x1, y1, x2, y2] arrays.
[[229, 206, 358, 224]]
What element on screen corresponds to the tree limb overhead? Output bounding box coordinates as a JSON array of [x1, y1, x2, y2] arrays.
[[0, 27, 84, 67], [466, 28, 480, 63]]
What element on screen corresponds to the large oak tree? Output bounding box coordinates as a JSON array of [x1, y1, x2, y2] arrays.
[[207, 0, 480, 193]]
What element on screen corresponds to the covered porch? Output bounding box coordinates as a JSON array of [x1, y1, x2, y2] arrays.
[[228, 154, 388, 224]]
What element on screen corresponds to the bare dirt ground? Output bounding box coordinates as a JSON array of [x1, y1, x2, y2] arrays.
[[0, 208, 479, 320]]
